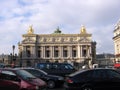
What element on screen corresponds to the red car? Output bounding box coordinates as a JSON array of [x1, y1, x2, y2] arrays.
[[0, 68, 47, 90]]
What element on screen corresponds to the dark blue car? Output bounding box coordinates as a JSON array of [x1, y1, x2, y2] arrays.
[[64, 68, 120, 90], [22, 68, 64, 89]]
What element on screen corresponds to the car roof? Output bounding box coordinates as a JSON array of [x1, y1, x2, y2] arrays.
[[69, 68, 115, 76], [14, 67, 45, 72]]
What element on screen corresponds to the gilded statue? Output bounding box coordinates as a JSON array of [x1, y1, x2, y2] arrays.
[[27, 25, 34, 34], [80, 25, 86, 34]]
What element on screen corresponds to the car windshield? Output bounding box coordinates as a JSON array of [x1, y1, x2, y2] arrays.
[[65, 64, 74, 69], [16, 69, 36, 80], [38, 69, 48, 75], [25, 69, 48, 76]]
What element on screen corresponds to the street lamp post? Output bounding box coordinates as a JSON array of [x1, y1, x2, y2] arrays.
[[20, 51, 22, 67], [10, 53, 12, 64], [12, 45, 15, 59], [11, 45, 16, 67], [2, 53, 4, 63]]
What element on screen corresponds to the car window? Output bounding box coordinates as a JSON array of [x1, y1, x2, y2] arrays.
[[60, 64, 74, 69], [38, 64, 46, 69], [16, 70, 36, 80], [107, 70, 120, 79], [72, 70, 93, 81], [70, 69, 87, 77], [84, 70, 93, 78], [51, 64, 59, 69], [0, 70, 19, 81], [25, 69, 42, 76], [67, 64, 74, 69], [0, 63, 5, 68], [92, 70, 107, 79], [25, 69, 47, 76], [2, 71, 16, 76]]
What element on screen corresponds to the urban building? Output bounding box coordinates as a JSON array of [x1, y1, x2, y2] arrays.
[[18, 26, 96, 68], [113, 20, 120, 63], [96, 53, 115, 68], [0, 54, 10, 64], [0, 54, 18, 67]]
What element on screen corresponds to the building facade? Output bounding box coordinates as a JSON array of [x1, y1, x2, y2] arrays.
[[0, 54, 10, 65], [96, 53, 115, 68], [18, 26, 96, 68], [113, 20, 120, 63]]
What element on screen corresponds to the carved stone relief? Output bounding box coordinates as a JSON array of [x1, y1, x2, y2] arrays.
[[22, 37, 35, 43]]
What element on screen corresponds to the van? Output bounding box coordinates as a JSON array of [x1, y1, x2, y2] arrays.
[[35, 62, 76, 77]]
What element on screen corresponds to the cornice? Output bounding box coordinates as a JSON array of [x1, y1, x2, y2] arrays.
[[36, 33, 92, 37], [22, 34, 37, 37]]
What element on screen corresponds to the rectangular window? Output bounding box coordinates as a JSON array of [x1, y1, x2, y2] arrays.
[[46, 50, 50, 57], [83, 50, 87, 57], [27, 50, 31, 57], [38, 50, 41, 58], [63, 50, 68, 57], [54, 50, 59, 57], [72, 50, 76, 57]]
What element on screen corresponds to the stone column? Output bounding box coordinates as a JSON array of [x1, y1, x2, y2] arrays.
[[41, 46, 43, 58], [50, 46, 52, 58], [70, 46, 72, 58], [61, 46, 63, 58], [80, 45, 82, 58], [59, 46, 61, 58], [81, 45, 83, 57], [23, 46, 26, 57], [86, 45, 88, 57], [88, 45, 90, 57], [53, 46, 54, 58], [32, 46, 36, 58], [90, 45, 92, 56], [78, 45, 80, 58], [43, 46, 45, 58]]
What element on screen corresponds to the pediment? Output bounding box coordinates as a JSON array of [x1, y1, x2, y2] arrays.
[[79, 38, 90, 42]]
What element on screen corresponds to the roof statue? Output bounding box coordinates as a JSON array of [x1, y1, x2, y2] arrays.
[[53, 26, 62, 34], [80, 25, 87, 34], [27, 25, 34, 34], [115, 19, 120, 30]]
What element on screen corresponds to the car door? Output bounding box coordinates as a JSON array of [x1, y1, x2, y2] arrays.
[[91, 69, 110, 89], [0, 70, 20, 90], [106, 69, 120, 89]]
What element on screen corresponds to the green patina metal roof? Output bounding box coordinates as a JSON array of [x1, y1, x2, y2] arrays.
[[53, 27, 62, 34]]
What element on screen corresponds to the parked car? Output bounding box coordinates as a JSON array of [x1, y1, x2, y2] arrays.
[[64, 68, 120, 90], [35, 62, 76, 77], [0, 63, 5, 68], [0, 68, 47, 90], [22, 68, 64, 89]]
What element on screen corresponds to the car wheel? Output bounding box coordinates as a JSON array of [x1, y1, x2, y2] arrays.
[[47, 80, 55, 89], [82, 86, 93, 90]]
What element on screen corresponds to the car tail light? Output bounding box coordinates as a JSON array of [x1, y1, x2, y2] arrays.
[[66, 78, 73, 83]]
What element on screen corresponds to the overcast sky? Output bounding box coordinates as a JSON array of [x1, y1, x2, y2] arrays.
[[0, 0, 120, 55]]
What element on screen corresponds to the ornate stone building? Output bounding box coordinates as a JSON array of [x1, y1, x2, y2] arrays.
[[18, 26, 96, 67], [113, 20, 120, 62]]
